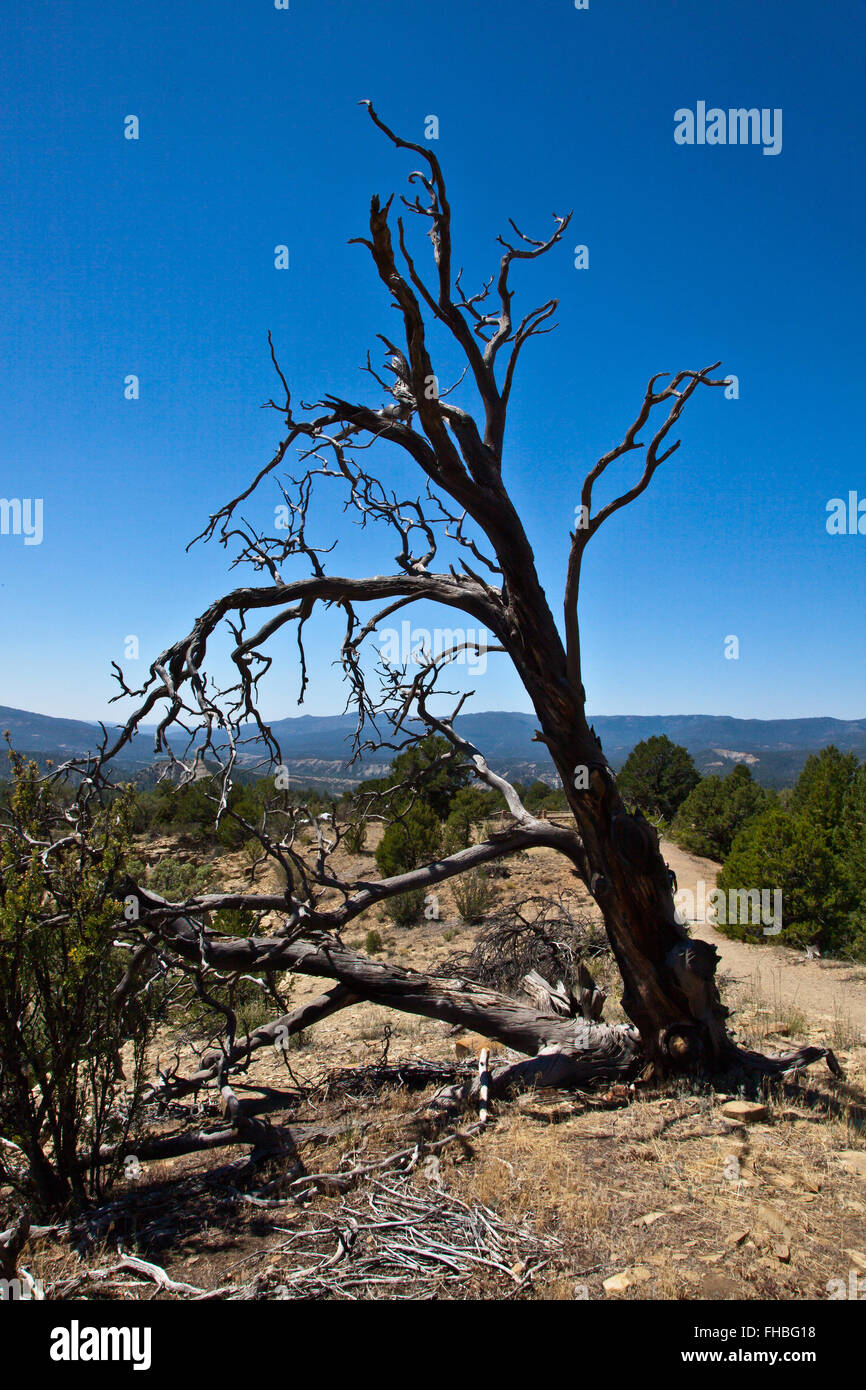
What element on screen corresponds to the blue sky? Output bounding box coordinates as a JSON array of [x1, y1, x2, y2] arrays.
[[1, 0, 864, 725]]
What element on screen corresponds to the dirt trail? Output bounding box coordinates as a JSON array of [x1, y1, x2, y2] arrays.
[[659, 837, 866, 1040]]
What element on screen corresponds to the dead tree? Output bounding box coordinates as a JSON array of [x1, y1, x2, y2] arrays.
[[91, 103, 835, 1092]]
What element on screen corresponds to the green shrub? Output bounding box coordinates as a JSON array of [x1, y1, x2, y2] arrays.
[[343, 819, 367, 855], [383, 890, 426, 927], [523, 781, 568, 814], [452, 869, 497, 924], [617, 736, 700, 822], [712, 749, 866, 959], [442, 815, 472, 854], [0, 760, 156, 1213], [375, 803, 442, 878], [673, 764, 771, 862], [242, 836, 263, 866], [146, 857, 213, 901], [364, 928, 384, 954], [384, 735, 472, 819], [840, 765, 866, 959], [717, 807, 851, 950]]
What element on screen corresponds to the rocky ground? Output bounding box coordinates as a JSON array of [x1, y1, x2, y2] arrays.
[[10, 822, 866, 1302]]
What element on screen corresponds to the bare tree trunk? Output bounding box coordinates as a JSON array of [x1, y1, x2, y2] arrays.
[[558, 726, 729, 1073], [489, 609, 729, 1074]]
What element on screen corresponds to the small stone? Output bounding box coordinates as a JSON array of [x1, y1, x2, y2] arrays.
[[603, 1271, 634, 1295], [727, 1229, 750, 1248], [838, 1150, 866, 1178], [700, 1272, 740, 1299], [632, 1211, 666, 1227], [773, 1241, 791, 1263], [721, 1101, 769, 1123], [756, 1203, 792, 1243]]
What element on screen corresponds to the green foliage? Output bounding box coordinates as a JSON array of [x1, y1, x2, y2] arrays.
[[145, 778, 218, 836], [617, 736, 700, 822], [442, 785, 500, 851], [242, 836, 264, 867], [210, 906, 258, 934], [0, 758, 155, 1213], [523, 780, 568, 814], [385, 734, 473, 819], [213, 782, 268, 849], [144, 857, 213, 900], [789, 746, 858, 841], [131, 775, 334, 849], [375, 802, 442, 878], [383, 889, 426, 927], [129, 855, 257, 935], [441, 816, 471, 855], [355, 734, 471, 820], [673, 764, 772, 861], [713, 748, 866, 959], [364, 928, 383, 954], [342, 818, 367, 855], [837, 762, 866, 959], [717, 806, 853, 951], [452, 868, 497, 923]]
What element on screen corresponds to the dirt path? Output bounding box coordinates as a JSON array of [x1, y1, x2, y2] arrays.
[[659, 837, 866, 1043]]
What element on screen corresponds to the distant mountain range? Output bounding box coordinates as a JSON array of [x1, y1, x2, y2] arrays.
[[3, 705, 866, 790]]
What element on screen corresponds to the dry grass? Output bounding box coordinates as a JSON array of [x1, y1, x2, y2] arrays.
[[5, 826, 866, 1302]]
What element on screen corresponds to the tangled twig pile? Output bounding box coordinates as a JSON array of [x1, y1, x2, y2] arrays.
[[441, 893, 609, 997], [246, 1173, 563, 1299]]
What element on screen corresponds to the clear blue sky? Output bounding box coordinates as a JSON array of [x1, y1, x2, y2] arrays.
[[1, 0, 864, 724]]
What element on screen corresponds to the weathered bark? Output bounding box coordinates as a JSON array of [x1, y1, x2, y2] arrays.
[[0, 1208, 30, 1282], [541, 714, 731, 1070], [146, 909, 644, 1078], [557, 724, 729, 1073], [82, 1113, 342, 1172], [146, 983, 358, 1101]]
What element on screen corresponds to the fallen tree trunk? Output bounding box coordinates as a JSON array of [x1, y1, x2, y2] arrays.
[[146, 983, 358, 1101], [81, 1107, 351, 1172], [143, 907, 644, 1073], [0, 1208, 30, 1282], [131, 901, 839, 1088]]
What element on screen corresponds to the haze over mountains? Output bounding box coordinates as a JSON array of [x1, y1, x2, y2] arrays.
[[3, 705, 866, 790]]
